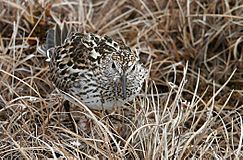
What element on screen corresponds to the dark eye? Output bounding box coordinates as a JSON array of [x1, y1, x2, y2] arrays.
[[112, 63, 116, 69]]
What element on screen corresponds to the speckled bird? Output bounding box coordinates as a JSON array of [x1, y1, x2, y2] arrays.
[[38, 23, 148, 110]]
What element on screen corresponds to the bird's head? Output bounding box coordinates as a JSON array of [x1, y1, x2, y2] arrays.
[[101, 48, 148, 100]]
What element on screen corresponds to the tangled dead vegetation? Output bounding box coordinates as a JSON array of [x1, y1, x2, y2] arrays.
[[0, 0, 243, 159]]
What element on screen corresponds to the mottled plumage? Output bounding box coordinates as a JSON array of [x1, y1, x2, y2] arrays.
[[38, 23, 148, 110]]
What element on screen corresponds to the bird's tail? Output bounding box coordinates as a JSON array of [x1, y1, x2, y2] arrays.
[[37, 22, 69, 58]]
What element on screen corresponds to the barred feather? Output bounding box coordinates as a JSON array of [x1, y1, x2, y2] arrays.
[[37, 23, 69, 59]]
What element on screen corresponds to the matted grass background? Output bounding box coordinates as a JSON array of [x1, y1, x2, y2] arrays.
[[0, 0, 243, 159]]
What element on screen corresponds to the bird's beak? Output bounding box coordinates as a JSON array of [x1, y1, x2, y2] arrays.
[[120, 74, 127, 99]]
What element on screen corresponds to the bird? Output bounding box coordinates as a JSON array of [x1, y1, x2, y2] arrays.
[[38, 23, 148, 111]]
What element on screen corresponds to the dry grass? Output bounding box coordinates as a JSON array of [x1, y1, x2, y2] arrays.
[[0, 0, 243, 159]]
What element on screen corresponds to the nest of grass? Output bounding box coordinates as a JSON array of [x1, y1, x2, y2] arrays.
[[0, 0, 243, 159]]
